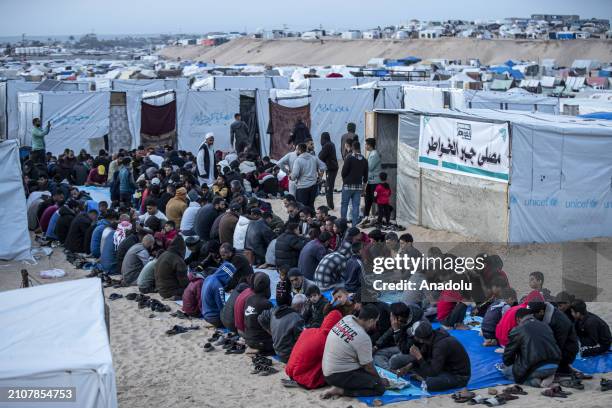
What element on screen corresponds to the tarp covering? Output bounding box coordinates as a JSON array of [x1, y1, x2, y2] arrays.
[[267, 101, 311, 159], [403, 86, 465, 111], [0, 279, 117, 408], [0, 81, 6, 138], [509, 117, 612, 243], [0, 139, 31, 261], [7, 80, 39, 139], [126, 91, 142, 149], [42, 92, 110, 155], [256, 89, 271, 156], [176, 90, 240, 153], [111, 78, 188, 92], [310, 89, 374, 155], [464, 90, 559, 114], [140, 100, 176, 148]]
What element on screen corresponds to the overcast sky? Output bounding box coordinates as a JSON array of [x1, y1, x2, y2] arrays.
[[1, 0, 610, 36]]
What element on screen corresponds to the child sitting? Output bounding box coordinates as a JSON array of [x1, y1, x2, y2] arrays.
[[482, 287, 517, 346], [212, 175, 229, 198], [521, 271, 553, 302], [374, 172, 392, 226], [303, 285, 330, 328], [154, 220, 178, 249]]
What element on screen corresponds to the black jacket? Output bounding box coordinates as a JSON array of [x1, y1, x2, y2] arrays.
[[415, 329, 471, 379], [575, 312, 612, 357], [64, 212, 92, 253], [546, 306, 579, 361], [318, 135, 338, 172], [289, 121, 311, 145], [244, 273, 273, 349], [245, 219, 276, 265], [194, 204, 221, 241], [55, 206, 77, 244], [303, 296, 329, 328], [503, 317, 561, 384], [116, 234, 139, 273], [221, 282, 249, 332], [275, 231, 307, 269], [341, 153, 368, 186], [258, 305, 305, 361], [381, 304, 425, 351]]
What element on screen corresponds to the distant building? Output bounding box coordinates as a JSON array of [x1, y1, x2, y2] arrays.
[[341, 30, 362, 40], [531, 14, 579, 24]]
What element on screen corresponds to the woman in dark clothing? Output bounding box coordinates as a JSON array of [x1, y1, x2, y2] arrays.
[[318, 132, 338, 210]]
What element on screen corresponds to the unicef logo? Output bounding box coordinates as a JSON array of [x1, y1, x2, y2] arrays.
[[589, 199, 598, 208]]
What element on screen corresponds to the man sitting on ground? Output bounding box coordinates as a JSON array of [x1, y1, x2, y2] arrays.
[[322, 304, 389, 399], [244, 272, 274, 353], [154, 235, 188, 300], [201, 261, 237, 327], [121, 234, 154, 285], [303, 285, 329, 328], [396, 320, 471, 392], [570, 300, 612, 357], [258, 294, 307, 362], [502, 308, 561, 387]]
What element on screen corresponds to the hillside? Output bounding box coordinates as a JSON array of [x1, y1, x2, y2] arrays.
[[159, 37, 612, 67]]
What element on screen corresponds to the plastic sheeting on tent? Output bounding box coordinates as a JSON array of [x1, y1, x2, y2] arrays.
[[0, 139, 31, 261], [0, 279, 117, 408], [42, 92, 110, 155], [508, 115, 612, 243], [111, 78, 189, 92], [0, 81, 6, 138], [403, 86, 465, 111], [176, 90, 240, 153], [310, 88, 374, 155], [6, 79, 40, 139], [126, 91, 142, 149], [464, 90, 559, 114]]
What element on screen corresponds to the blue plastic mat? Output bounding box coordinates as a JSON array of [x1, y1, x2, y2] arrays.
[[573, 350, 612, 373], [359, 329, 512, 406]]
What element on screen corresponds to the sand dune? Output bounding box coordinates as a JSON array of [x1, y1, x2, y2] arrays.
[[159, 37, 612, 67]]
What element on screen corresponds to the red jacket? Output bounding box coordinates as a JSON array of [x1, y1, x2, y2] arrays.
[[496, 291, 545, 346], [182, 271, 205, 316], [437, 290, 464, 321], [374, 183, 391, 205], [233, 288, 254, 332], [285, 310, 343, 389]]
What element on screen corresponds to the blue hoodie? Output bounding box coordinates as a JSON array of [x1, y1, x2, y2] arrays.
[[90, 219, 110, 257], [99, 230, 118, 274], [201, 262, 236, 321]]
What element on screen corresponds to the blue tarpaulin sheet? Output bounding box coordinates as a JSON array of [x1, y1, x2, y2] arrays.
[[578, 112, 612, 120]]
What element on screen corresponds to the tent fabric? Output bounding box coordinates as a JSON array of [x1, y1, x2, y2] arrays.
[[0, 81, 6, 138], [141, 100, 176, 135], [267, 101, 311, 159], [579, 112, 612, 120], [0, 279, 117, 408], [42, 91, 110, 155], [465, 90, 559, 114], [7, 80, 39, 140], [108, 105, 132, 152], [255, 89, 271, 156], [17, 91, 41, 147], [310, 89, 374, 155], [176, 90, 240, 153], [126, 91, 142, 149], [0, 139, 32, 261], [111, 78, 188, 92], [509, 119, 612, 243]]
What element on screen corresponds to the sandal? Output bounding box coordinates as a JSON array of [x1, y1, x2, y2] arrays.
[[251, 364, 269, 375], [452, 390, 476, 403], [281, 379, 299, 388], [497, 393, 518, 401], [252, 355, 273, 366], [203, 342, 215, 352], [502, 385, 527, 395], [468, 395, 487, 405], [165, 325, 188, 336], [108, 293, 123, 301], [601, 378, 612, 392], [258, 365, 279, 376], [573, 371, 593, 380], [541, 385, 571, 398], [225, 343, 246, 354], [559, 378, 584, 390], [125, 292, 138, 301], [483, 397, 505, 406]]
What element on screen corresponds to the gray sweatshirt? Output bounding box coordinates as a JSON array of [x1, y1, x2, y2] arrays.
[[291, 152, 325, 189]]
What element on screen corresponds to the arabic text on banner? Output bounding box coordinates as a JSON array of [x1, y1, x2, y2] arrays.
[[418, 116, 510, 183]]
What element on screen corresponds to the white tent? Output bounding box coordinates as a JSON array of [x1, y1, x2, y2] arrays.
[[0, 279, 117, 408], [0, 139, 32, 261]]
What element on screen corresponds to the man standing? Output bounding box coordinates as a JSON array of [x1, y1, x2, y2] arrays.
[[289, 118, 311, 146], [197, 133, 216, 187], [230, 113, 251, 154], [31, 118, 51, 164], [277, 145, 299, 196], [322, 304, 389, 398], [341, 141, 368, 226], [340, 122, 358, 160], [292, 143, 324, 209], [318, 132, 339, 210], [363, 138, 382, 224]]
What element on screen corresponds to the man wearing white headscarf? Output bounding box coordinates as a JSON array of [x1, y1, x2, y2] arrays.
[[197, 132, 216, 187]]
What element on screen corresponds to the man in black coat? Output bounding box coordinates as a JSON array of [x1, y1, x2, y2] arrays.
[[245, 211, 276, 265], [194, 197, 226, 241], [529, 301, 579, 375], [65, 207, 98, 253], [55, 199, 80, 244], [274, 222, 307, 269], [502, 308, 561, 386], [570, 300, 612, 357], [318, 132, 338, 209]]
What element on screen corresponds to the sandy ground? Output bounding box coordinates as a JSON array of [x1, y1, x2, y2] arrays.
[[159, 37, 612, 67], [2, 191, 612, 408]]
